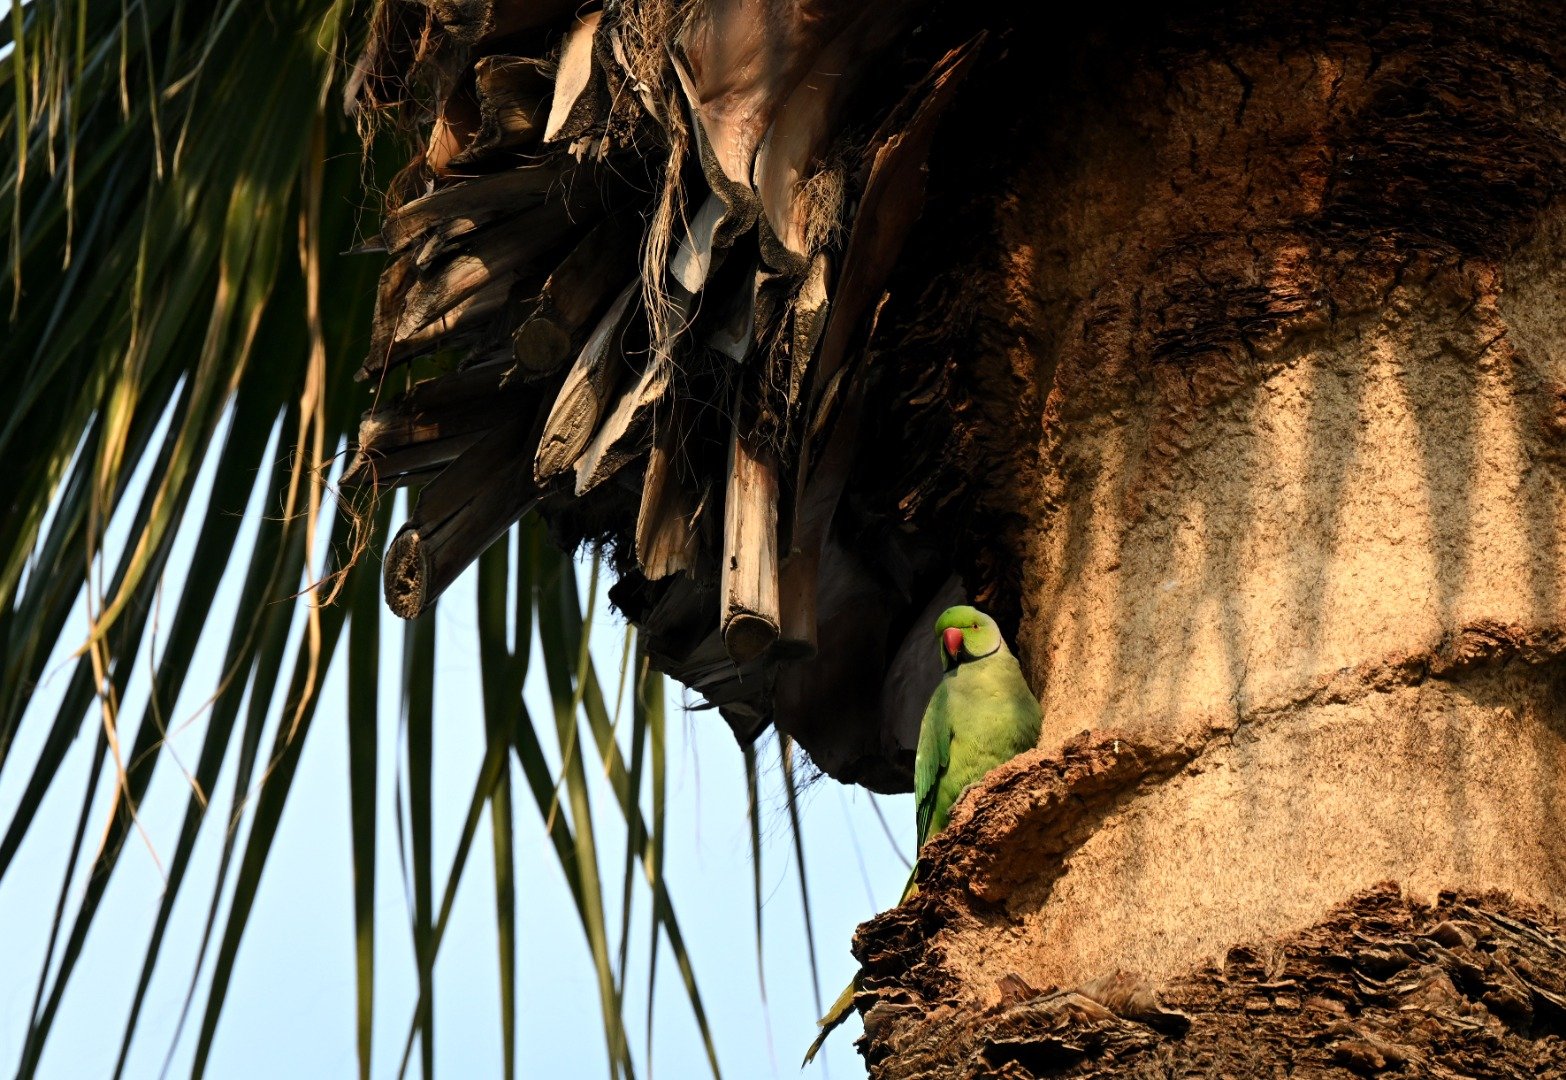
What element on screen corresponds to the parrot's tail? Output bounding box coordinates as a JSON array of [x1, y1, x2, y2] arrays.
[[802, 978, 857, 1066], [801, 873, 922, 1066]]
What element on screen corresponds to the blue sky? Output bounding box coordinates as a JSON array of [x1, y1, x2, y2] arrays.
[[0, 405, 913, 1079]]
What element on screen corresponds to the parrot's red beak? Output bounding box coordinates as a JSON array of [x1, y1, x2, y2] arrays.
[[942, 627, 964, 660]]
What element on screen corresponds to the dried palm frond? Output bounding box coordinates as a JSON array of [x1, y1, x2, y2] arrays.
[[351, 0, 991, 789]]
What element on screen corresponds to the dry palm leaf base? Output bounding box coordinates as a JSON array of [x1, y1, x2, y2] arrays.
[[350, 0, 995, 790]]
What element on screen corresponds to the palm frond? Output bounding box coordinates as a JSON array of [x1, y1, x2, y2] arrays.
[[779, 735, 824, 1017], [0, 1, 751, 1076]]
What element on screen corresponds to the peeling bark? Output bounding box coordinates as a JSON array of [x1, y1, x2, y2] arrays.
[[859, 880, 1566, 1078], [854, 695, 1566, 1075]]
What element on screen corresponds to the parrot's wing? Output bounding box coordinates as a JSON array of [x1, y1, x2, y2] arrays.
[[914, 681, 952, 849], [994, 653, 1044, 756]]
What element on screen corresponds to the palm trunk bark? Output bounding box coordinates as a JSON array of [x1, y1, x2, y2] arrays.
[[855, 1, 1566, 1074]]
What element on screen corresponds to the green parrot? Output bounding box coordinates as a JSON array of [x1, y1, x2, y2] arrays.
[[803, 604, 1042, 1065]]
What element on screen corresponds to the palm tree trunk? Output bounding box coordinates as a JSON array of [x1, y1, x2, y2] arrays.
[[855, 1, 1566, 1073]]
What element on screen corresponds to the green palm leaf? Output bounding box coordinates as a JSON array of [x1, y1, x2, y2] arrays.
[[0, 1, 756, 1076]]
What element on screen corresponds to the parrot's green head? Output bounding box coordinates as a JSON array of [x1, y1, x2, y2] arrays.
[[934, 605, 1003, 671]]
